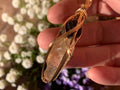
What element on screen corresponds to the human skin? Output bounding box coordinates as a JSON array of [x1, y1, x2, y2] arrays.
[[37, 0, 120, 85]]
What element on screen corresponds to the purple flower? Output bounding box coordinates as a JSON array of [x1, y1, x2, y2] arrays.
[[82, 68, 89, 73], [61, 69, 68, 73], [61, 69, 68, 77], [67, 81, 74, 88], [83, 78, 91, 85], [55, 79, 62, 85], [63, 78, 70, 85], [75, 69, 81, 74], [78, 86, 84, 90], [72, 80, 78, 85], [59, 75, 69, 85], [71, 74, 80, 81], [54, 68, 95, 90], [75, 84, 84, 90], [59, 75, 67, 81]]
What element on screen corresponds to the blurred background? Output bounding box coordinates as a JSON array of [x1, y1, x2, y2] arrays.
[[0, 0, 120, 90]]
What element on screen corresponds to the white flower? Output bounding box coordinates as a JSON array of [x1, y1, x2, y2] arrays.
[[37, 13, 44, 19], [6, 73, 17, 83], [53, 0, 60, 3], [28, 36, 36, 47], [18, 26, 27, 35], [0, 34, 7, 43], [39, 47, 47, 53], [24, 0, 29, 3], [0, 62, 4, 67], [36, 55, 44, 64], [12, 0, 20, 8], [0, 68, 5, 78], [0, 79, 7, 89], [6, 69, 19, 83], [33, 5, 41, 14], [11, 83, 16, 87], [13, 23, 21, 32], [25, 4, 32, 9], [14, 34, 24, 44], [16, 14, 23, 22], [28, 0, 36, 5], [26, 51, 32, 57], [27, 8, 35, 19], [9, 42, 19, 54], [21, 51, 27, 58], [7, 16, 15, 25], [41, 1, 50, 15], [22, 59, 33, 69], [9, 69, 19, 75], [25, 22, 33, 29], [4, 51, 11, 60], [17, 85, 27, 90], [38, 22, 49, 32], [21, 51, 32, 58], [1, 13, 8, 22], [15, 58, 22, 64], [20, 7, 27, 15], [42, 1, 50, 8], [41, 7, 49, 15]]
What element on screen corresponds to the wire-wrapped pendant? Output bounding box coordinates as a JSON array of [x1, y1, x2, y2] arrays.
[[41, 0, 92, 83]]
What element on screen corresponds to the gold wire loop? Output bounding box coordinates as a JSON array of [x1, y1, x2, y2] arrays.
[[75, 8, 87, 17]]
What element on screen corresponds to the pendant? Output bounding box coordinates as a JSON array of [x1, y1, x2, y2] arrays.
[[41, 0, 92, 83]]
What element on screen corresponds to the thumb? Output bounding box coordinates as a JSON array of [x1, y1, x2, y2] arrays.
[[87, 66, 120, 85], [104, 0, 120, 14]]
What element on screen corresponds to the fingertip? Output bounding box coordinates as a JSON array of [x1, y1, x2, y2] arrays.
[[47, 4, 65, 24], [87, 66, 120, 85], [87, 67, 101, 81], [37, 30, 49, 50], [47, 1, 65, 24], [47, 0, 79, 24], [37, 28, 60, 50], [87, 66, 110, 85]]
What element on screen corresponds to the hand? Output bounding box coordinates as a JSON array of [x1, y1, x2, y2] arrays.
[[37, 0, 120, 85]]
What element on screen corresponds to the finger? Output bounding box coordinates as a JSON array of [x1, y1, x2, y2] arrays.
[[87, 66, 120, 85], [77, 19, 120, 47], [37, 27, 60, 50], [48, 0, 119, 24], [66, 44, 120, 68], [104, 0, 120, 14], [38, 28, 120, 67], [37, 20, 120, 50]]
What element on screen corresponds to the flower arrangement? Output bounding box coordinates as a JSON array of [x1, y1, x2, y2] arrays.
[[0, 0, 106, 90]]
